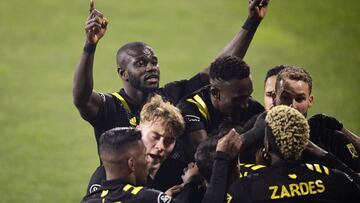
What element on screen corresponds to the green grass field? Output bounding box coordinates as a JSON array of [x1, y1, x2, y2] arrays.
[[1, 0, 359, 202]]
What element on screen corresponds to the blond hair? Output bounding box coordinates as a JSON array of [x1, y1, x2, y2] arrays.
[[265, 105, 310, 160], [140, 95, 185, 137]]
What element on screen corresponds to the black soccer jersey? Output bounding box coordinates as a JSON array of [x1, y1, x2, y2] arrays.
[[177, 86, 264, 135], [227, 161, 360, 203], [82, 179, 187, 203], [307, 114, 360, 172], [87, 73, 210, 146]]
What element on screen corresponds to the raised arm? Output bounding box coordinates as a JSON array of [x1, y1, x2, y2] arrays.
[[73, 0, 108, 120], [201, 0, 270, 75]]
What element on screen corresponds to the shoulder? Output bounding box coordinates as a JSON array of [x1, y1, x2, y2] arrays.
[[239, 163, 267, 177]]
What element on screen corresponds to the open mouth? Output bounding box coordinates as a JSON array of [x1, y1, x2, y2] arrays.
[[148, 153, 162, 163], [145, 74, 159, 83]]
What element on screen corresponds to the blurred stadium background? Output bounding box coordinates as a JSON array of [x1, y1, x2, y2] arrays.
[[0, 0, 359, 202]]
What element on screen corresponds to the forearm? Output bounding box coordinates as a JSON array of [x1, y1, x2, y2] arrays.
[[73, 42, 97, 108], [322, 152, 360, 185], [201, 151, 230, 203], [215, 17, 261, 60]]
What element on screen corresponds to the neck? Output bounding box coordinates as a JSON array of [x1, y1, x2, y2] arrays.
[[270, 153, 282, 165], [105, 167, 135, 185], [123, 84, 149, 105]]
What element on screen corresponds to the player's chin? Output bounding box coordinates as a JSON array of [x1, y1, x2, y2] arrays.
[[144, 84, 159, 92]]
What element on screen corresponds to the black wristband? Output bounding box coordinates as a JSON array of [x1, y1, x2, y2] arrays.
[[242, 17, 261, 31], [83, 43, 97, 53]]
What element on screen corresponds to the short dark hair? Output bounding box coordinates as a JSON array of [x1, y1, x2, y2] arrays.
[[209, 56, 250, 81], [99, 127, 142, 155], [194, 136, 220, 182], [264, 65, 287, 84], [116, 42, 151, 70], [276, 66, 313, 94]]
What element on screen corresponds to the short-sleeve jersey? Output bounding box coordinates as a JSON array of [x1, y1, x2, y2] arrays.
[[177, 86, 264, 135], [85, 73, 209, 146]]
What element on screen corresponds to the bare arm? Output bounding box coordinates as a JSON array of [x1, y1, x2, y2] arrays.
[[73, 0, 108, 120], [201, 0, 270, 75]]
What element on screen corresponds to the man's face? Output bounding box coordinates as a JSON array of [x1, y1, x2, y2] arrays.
[[273, 78, 313, 117], [264, 75, 277, 111], [125, 46, 160, 92], [212, 77, 253, 116], [133, 141, 150, 185], [138, 119, 176, 171]]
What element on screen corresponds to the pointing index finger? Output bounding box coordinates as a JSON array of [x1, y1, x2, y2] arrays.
[[89, 0, 95, 13]]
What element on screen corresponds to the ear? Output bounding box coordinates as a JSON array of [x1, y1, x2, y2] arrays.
[[210, 86, 220, 100], [308, 95, 314, 108], [118, 68, 129, 80], [128, 157, 135, 172]]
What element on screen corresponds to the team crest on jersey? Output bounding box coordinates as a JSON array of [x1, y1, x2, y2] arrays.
[[346, 143, 359, 158], [89, 184, 101, 193], [157, 193, 172, 203]]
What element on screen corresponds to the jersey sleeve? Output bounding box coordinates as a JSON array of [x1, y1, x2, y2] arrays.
[[87, 93, 131, 142], [162, 73, 209, 104], [177, 99, 207, 133], [331, 169, 360, 202]]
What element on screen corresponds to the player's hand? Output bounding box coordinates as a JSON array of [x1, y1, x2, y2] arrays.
[[216, 128, 243, 158], [85, 0, 109, 44], [165, 184, 184, 197], [248, 0, 270, 20], [181, 162, 200, 185]]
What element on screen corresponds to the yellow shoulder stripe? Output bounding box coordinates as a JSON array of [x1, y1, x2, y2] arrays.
[[112, 92, 131, 113], [123, 184, 143, 195], [306, 163, 330, 175], [101, 190, 109, 198], [186, 94, 210, 122]]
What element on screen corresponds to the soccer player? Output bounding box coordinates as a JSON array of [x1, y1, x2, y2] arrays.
[[73, 0, 270, 144], [81, 127, 189, 203], [263, 65, 286, 111], [74, 0, 270, 194], [87, 95, 186, 193], [177, 56, 264, 156], [272, 66, 360, 171], [208, 106, 360, 203]]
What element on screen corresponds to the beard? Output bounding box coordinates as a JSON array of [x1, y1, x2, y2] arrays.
[[128, 72, 159, 93]]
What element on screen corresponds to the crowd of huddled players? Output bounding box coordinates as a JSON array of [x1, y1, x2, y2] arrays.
[[73, 0, 360, 202]]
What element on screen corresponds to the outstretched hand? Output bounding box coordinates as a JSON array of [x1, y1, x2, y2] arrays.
[[248, 0, 270, 20], [85, 0, 109, 44]]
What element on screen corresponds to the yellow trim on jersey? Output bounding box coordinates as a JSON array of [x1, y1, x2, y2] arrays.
[[240, 163, 266, 171], [305, 163, 330, 175], [123, 184, 143, 195], [186, 94, 210, 122], [101, 190, 109, 198], [112, 92, 131, 113], [129, 117, 137, 126]]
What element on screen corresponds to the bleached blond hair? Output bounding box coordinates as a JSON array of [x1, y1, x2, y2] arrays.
[[265, 105, 310, 160], [140, 94, 185, 137]]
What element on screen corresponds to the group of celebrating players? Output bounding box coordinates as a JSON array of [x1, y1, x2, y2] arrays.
[[73, 0, 360, 202]]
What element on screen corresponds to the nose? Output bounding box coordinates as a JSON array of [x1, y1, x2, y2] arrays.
[[155, 140, 165, 152], [145, 63, 158, 72]]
